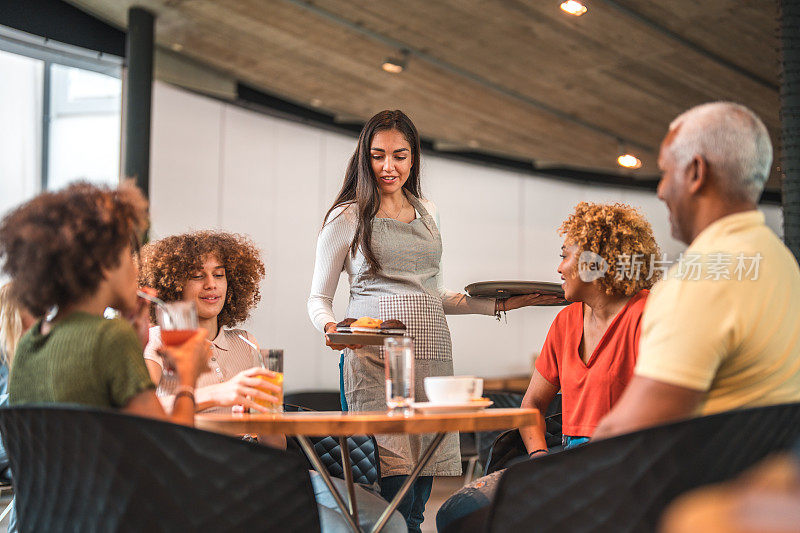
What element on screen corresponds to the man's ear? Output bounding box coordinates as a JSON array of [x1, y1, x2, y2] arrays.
[[686, 155, 708, 195]]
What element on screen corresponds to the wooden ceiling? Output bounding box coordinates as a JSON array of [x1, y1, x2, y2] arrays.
[[68, 0, 782, 190]]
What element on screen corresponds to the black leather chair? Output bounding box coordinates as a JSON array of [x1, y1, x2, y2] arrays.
[[480, 402, 800, 533], [284, 403, 381, 487], [284, 391, 342, 412], [480, 392, 562, 472], [0, 406, 320, 532]]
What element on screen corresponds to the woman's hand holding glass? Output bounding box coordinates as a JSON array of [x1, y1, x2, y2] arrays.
[[195, 367, 282, 413], [160, 328, 212, 386]]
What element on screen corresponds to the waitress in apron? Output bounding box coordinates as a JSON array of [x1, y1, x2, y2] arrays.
[[308, 110, 555, 531]]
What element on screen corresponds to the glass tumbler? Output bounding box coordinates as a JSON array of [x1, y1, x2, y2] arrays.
[[253, 348, 284, 413], [384, 337, 415, 414]]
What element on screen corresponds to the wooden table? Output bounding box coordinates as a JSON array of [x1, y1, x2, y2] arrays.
[[482, 374, 533, 394], [196, 408, 538, 533]]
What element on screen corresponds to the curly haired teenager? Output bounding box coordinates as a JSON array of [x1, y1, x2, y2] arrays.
[[138, 231, 281, 414], [139, 231, 407, 531], [436, 202, 662, 531], [0, 182, 209, 426]]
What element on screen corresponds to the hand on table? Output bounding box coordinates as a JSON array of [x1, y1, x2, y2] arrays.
[[502, 292, 565, 310], [324, 322, 363, 351], [196, 367, 282, 413]]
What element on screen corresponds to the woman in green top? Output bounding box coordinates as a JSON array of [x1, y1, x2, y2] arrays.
[[0, 182, 209, 426]]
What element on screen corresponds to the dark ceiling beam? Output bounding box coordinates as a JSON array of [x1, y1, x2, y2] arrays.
[[0, 0, 125, 57], [280, 0, 657, 154], [598, 0, 779, 92]]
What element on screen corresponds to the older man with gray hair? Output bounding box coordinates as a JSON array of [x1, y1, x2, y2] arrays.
[[593, 102, 800, 439]]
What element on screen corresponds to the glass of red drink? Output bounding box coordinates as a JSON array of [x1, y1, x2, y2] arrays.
[[156, 301, 199, 379]]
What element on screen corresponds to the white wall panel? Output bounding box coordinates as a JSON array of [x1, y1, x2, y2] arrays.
[[265, 119, 329, 390], [424, 156, 527, 378], [217, 105, 277, 386], [150, 82, 223, 238]]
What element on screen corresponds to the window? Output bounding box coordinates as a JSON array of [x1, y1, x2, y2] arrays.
[[0, 49, 43, 217], [0, 29, 122, 220], [47, 64, 122, 190]]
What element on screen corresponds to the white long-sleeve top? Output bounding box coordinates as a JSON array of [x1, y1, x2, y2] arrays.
[[307, 197, 495, 333]]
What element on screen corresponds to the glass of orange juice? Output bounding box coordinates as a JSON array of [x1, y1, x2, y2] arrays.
[[253, 348, 283, 412]]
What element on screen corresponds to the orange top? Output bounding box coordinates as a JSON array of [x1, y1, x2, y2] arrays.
[[535, 290, 649, 437]]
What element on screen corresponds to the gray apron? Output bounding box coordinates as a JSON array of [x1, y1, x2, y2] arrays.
[[342, 194, 461, 477]]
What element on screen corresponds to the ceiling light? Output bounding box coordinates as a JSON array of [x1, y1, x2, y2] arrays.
[[310, 98, 323, 108], [560, 1, 587, 16], [170, 43, 184, 52], [617, 153, 642, 169], [382, 49, 409, 74]]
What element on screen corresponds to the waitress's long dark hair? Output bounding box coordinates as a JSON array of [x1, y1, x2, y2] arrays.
[[323, 110, 422, 273]]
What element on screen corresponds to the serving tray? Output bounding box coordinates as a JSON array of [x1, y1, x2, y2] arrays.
[[327, 332, 409, 346], [464, 280, 568, 306]]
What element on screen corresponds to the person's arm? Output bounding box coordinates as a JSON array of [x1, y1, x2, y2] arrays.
[[307, 205, 354, 332], [123, 388, 196, 426], [142, 325, 164, 385], [194, 366, 281, 412], [520, 370, 559, 457], [122, 329, 211, 426], [308, 205, 363, 350], [144, 359, 163, 386], [592, 376, 705, 440]]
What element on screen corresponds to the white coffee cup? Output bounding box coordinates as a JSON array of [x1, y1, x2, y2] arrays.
[[424, 376, 484, 404]]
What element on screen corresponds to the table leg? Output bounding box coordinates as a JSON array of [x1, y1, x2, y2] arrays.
[[297, 435, 363, 533], [371, 432, 446, 533], [339, 436, 360, 524]]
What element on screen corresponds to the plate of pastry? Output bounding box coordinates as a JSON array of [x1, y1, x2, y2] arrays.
[[326, 316, 410, 346]]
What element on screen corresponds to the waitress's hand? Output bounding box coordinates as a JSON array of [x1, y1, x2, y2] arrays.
[[502, 293, 565, 311], [324, 322, 363, 351]]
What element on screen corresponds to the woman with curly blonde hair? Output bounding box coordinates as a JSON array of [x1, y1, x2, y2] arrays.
[[437, 201, 662, 531], [138, 231, 281, 414], [523, 201, 662, 451]]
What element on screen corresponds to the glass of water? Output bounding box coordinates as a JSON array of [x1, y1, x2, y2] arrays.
[[385, 337, 415, 415]]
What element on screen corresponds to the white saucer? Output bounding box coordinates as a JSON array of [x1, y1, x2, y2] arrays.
[[411, 399, 494, 414]]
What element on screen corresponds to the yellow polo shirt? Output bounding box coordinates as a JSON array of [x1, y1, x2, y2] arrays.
[[635, 210, 800, 415]]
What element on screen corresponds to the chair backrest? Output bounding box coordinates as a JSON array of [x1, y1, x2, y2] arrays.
[[284, 403, 380, 485], [486, 401, 800, 533], [284, 391, 342, 411], [480, 393, 563, 471], [0, 406, 320, 533], [484, 391, 523, 409]]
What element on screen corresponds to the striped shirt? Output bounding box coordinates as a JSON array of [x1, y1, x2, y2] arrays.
[[143, 326, 259, 413]]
